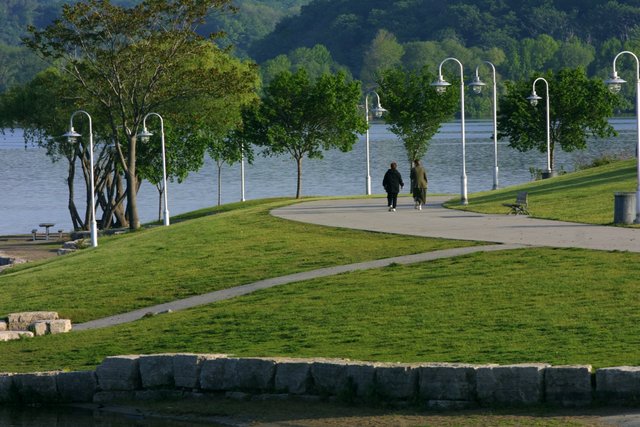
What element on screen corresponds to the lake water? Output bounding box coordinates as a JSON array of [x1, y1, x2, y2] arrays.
[[0, 119, 636, 235]]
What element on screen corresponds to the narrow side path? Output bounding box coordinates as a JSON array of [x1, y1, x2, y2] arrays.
[[74, 243, 527, 331]]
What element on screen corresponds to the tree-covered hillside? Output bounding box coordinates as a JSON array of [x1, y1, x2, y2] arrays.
[[250, 0, 640, 76]]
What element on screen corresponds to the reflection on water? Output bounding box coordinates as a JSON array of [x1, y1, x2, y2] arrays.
[[0, 119, 636, 235], [0, 405, 215, 427]]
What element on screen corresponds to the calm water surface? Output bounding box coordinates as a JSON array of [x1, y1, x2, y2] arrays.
[[0, 119, 636, 235]]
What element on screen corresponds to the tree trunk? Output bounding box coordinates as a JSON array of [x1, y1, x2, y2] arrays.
[[66, 154, 83, 231], [296, 157, 303, 199], [126, 136, 140, 229], [156, 184, 163, 221]]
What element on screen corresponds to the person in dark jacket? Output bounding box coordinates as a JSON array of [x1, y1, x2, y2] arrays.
[[382, 162, 404, 211]]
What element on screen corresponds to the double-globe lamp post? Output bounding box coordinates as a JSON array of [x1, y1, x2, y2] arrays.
[[364, 91, 387, 195], [431, 57, 468, 205], [605, 50, 640, 224], [138, 112, 170, 226], [527, 77, 553, 178], [468, 61, 499, 190], [63, 110, 98, 247]]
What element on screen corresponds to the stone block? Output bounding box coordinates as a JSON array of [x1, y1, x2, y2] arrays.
[[48, 319, 72, 334], [7, 312, 58, 330], [96, 355, 141, 391], [0, 331, 33, 341], [29, 322, 47, 336], [476, 364, 548, 406], [0, 374, 14, 403], [13, 372, 59, 403], [134, 389, 184, 401], [139, 354, 175, 389], [545, 365, 593, 407], [418, 363, 477, 402], [345, 362, 377, 398], [274, 359, 313, 395], [200, 357, 275, 392], [374, 364, 418, 400], [0, 321, 6, 331], [56, 370, 98, 403], [173, 353, 221, 389], [310, 359, 350, 396], [596, 366, 640, 403]]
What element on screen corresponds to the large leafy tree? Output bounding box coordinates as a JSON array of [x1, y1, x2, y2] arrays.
[[376, 66, 458, 165], [236, 69, 366, 198], [24, 0, 258, 230], [498, 68, 619, 171]]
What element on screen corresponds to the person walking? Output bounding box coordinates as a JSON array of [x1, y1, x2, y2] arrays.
[[410, 159, 428, 210], [382, 162, 404, 212]]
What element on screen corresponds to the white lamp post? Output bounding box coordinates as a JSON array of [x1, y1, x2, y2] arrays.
[[605, 50, 640, 223], [364, 91, 387, 195], [527, 77, 553, 177], [469, 61, 499, 190], [432, 57, 468, 205], [63, 110, 98, 247], [138, 112, 170, 226], [240, 146, 246, 202]]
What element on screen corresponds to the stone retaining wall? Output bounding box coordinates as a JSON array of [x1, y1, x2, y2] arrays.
[[0, 354, 638, 409]]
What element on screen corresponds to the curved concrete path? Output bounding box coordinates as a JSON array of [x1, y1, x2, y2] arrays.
[[75, 195, 639, 330], [272, 196, 640, 252]]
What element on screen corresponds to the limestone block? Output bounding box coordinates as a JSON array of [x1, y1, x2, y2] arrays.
[[374, 364, 419, 400], [310, 359, 350, 396], [48, 319, 72, 334], [139, 354, 175, 389], [418, 363, 477, 402], [13, 372, 59, 403], [0, 374, 14, 403], [0, 331, 33, 341], [476, 364, 549, 406], [96, 355, 141, 391], [135, 390, 184, 401], [274, 359, 313, 395], [596, 366, 640, 403], [0, 321, 6, 331], [29, 322, 47, 336], [173, 353, 221, 389], [545, 365, 593, 407], [56, 371, 98, 403], [345, 362, 377, 398], [200, 357, 275, 392], [7, 312, 58, 331]]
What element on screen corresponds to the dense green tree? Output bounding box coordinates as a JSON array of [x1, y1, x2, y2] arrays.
[[235, 69, 367, 198], [376, 66, 458, 165], [261, 44, 349, 85], [360, 29, 404, 88], [498, 68, 619, 171], [24, 0, 259, 230]]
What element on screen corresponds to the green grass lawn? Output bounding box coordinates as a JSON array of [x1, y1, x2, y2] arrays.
[[0, 160, 639, 373], [446, 158, 638, 225]]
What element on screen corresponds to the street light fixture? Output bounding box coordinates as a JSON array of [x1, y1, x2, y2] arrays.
[[364, 91, 387, 195], [527, 77, 553, 177], [469, 61, 499, 190], [605, 50, 640, 223], [432, 57, 468, 205], [138, 112, 170, 226], [63, 110, 98, 247]]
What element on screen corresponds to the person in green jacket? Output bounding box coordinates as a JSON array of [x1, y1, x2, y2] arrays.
[[410, 159, 428, 210], [382, 161, 404, 212]]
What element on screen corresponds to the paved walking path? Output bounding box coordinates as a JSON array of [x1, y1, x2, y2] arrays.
[[75, 195, 639, 330], [272, 196, 640, 252]]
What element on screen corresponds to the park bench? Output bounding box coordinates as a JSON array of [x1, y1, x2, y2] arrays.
[[503, 191, 530, 215]]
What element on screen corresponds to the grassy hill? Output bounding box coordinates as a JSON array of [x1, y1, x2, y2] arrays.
[[0, 160, 638, 373]]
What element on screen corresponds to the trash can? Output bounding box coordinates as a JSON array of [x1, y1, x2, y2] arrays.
[[614, 192, 637, 224]]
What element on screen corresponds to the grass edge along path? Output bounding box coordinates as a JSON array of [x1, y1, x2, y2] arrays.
[[444, 158, 638, 225]]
